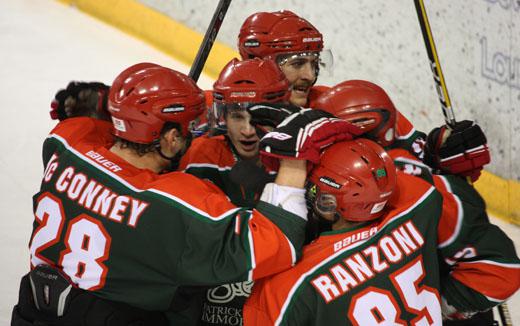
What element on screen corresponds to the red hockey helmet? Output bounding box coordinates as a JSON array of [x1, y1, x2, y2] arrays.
[[238, 10, 323, 60], [315, 80, 397, 147], [309, 138, 396, 222], [212, 58, 290, 128], [213, 58, 290, 104], [108, 63, 205, 144]]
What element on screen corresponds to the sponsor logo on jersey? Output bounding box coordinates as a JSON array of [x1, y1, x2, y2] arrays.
[[206, 281, 253, 304], [319, 176, 341, 189], [162, 105, 185, 113], [244, 39, 260, 47]]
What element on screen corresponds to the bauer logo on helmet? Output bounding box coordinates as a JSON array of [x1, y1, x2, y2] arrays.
[[162, 105, 185, 113]]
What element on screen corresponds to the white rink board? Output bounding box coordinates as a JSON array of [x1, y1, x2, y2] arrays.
[[0, 1, 518, 325]]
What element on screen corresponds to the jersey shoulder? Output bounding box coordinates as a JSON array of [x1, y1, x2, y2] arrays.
[[389, 171, 437, 207], [50, 117, 113, 147], [149, 170, 237, 215], [179, 135, 235, 170]]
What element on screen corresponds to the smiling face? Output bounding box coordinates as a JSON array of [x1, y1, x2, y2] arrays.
[[225, 108, 260, 160], [278, 53, 320, 107]]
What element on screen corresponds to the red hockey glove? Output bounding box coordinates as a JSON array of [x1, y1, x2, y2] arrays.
[[424, 120, 490, 182], [259, 109, 363, 170], [50, 81, 110, 121]]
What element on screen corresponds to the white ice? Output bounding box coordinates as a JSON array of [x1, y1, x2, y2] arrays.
[[0, 0, 518, 324]]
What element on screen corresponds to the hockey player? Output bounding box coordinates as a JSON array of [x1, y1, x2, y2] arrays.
[[314, 79, 490, 182], [243, 138, 520, 325], [179, 57, 295, 208], [238, 10, 330, 108], [237, 10, 429, 156], [180, 57, 362, 326], [313, 79, 496, 325], [11, 63, 356, 326]]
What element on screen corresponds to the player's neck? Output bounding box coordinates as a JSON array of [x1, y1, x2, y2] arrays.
[[332, 218, 358, 231], [109, 144, 165, 174]]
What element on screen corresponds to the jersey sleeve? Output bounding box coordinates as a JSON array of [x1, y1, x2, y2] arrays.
[[433, 175, 520, 311], [43, 117, 113, 168], [390, 111, 426, 160], [178, 136, 231, 191], [150, 174, 307, 285], [244, 270, 315, 326]]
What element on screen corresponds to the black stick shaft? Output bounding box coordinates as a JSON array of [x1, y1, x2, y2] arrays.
[[188, 0, 232, 82]]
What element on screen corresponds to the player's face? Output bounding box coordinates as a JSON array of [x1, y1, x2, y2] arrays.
[[279, 54, 319, 106], [225, 109, 260, 160]]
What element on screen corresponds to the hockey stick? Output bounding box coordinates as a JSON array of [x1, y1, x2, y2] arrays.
[[413, 0, 457, 129], [188, 0, 232, 82], [413, 2, 512, 325]]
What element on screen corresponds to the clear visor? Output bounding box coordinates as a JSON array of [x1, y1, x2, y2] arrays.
[[315, 192, 338, 215], [211, 101, 252, 132], [187, 116, 207, 138], [275, 49, 334, 77]]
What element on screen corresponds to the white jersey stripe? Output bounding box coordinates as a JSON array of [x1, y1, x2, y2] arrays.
[[49, 134, 241, 221]]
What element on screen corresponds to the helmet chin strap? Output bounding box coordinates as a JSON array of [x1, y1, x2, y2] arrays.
[[316, 210, 341, 226], [155, 133, 193, 172]]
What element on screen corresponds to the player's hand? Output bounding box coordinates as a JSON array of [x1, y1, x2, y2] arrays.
[[259, 109, 363, 170], [423, 120, 490, 182], [50, 81, 110, 121], [246, 102, 303, 137]]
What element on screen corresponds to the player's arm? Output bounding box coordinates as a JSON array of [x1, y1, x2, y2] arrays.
[[390, 111, 427, 160], [170, 108, 361, 283], [178, 137, 228, 191], [434, 174, 520, 317]]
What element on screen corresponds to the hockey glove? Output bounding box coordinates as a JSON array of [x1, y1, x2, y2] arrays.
[[259, 108, 363, 170], [423, 120, 490, 182], [50, 81, 110, 121], [246, 102, 303, 138]]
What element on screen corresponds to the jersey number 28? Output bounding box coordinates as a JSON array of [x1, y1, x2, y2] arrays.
[[29, 192, 111, 290]]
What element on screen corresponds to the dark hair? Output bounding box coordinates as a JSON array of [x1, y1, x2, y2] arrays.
[[113, 122, 182, 157]]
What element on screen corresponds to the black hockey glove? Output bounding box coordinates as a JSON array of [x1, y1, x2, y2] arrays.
[[423, 120, 490, 182], [259, 108, 363, 170], [246, 102, 303, 138], [50, 81, 110, 121]]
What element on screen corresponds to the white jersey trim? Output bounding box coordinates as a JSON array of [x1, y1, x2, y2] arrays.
[[437, 176, 464, 249], [49, 134, 241, 221], [395, 127, 417, 140], [183, 162, 233, 172]]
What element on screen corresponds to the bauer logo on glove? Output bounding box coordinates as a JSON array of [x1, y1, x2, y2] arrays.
[[257, 108, 363, 171]]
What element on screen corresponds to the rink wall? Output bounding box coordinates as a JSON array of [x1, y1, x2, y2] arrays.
[[57, 0, 520, 224]]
